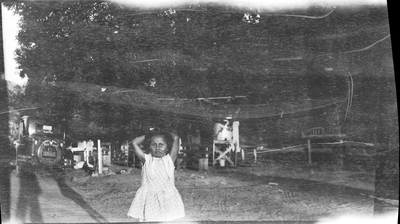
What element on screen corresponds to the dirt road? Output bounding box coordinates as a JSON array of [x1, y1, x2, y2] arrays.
[[7, 169, 113, 223], [3, 160, 397, 223]]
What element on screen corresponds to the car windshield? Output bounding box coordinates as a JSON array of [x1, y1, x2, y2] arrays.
[[36, 123, 62, 135]]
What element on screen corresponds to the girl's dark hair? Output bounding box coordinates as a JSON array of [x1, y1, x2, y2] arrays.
[[143, 129, 173, 154]]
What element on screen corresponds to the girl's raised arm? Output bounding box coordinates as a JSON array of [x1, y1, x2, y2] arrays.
[[169, 133, 179, 163], [132, 135, 146, 163]]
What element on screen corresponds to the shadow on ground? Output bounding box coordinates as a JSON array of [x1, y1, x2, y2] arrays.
[[15, 169, 43, 223], [0, 164, 12, 223], [53, 174, 109, 223]]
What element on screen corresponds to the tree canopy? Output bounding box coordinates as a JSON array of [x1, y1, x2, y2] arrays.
[[5, 2, 396, 144]]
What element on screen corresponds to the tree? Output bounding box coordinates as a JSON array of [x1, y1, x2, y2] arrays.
[[6, 2, 395, 144]]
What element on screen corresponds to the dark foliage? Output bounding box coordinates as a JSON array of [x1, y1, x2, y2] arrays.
[[4, 2, 397, 147]]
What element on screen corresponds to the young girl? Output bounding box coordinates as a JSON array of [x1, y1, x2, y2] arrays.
[[127, 130, 185, 222]]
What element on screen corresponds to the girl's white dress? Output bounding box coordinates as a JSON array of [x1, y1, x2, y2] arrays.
[[127, 154, 185, 221]]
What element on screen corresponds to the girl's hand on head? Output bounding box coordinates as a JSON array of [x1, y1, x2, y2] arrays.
[[169, 131, 180, 162], [132, 135, 146, 145], [169, 133, 179, 141], [132, 135, 146, 163], [168, 130, 179, 139]]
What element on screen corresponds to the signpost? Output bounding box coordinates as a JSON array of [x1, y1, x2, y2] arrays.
[[302, 126, 347, 164]]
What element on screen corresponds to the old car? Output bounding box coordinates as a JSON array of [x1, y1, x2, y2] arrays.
[[13, 115, 72, 175]]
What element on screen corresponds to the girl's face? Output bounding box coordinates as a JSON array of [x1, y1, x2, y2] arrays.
[[149, 136, 168, 158]]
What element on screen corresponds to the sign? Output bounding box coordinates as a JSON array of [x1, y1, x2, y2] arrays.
[[43, 151, 56, 157], [302, 126, 344, 138], [302, 127, 324, 137]]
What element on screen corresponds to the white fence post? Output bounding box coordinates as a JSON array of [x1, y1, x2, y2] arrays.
[[98, 139, 103, 174], [233, 121, 240, 152], [308, 139, 312, 165]]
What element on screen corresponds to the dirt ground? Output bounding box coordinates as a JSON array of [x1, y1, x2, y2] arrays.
[[62, 151, 398, 222], [3, 149, 398, 223]]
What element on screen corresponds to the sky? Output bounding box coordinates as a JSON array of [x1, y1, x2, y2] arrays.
[[1, 0, 386, 87], [2, 3, 27, 86]]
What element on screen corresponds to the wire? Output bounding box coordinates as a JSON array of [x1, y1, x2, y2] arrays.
[[341, 72, 353, 126], [342, 34, 391, 54], [0, 107, 40, 115], [264, 7, 336, 19], [362, 146, 399, 158], [131, 59, 161, 63]]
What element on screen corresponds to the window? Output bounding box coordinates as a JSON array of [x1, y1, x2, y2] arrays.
[[36, 123, 53, 134], [19, 119, 27, 136]]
